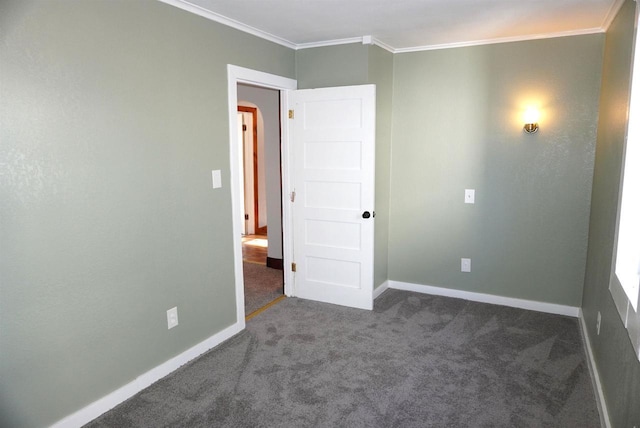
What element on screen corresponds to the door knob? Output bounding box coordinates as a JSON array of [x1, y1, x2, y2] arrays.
[[362, 211, 371, 219]]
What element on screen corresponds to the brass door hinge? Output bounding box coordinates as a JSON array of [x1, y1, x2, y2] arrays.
[[288, 109, 294, 119], [291, 262, 297, 272]]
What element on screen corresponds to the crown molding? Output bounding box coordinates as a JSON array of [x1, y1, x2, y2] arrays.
[[295, 35, 396, 53], [159, 0, 613, 55], [158, 0, 296, 49], [601, 0, 626, 30], [393, 27, 605, 53], [371, 38, 396, 53], [296, 37, 364, 50]]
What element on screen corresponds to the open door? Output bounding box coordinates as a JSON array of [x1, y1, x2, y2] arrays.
[[227, 66, 375, 321], [289, 85, 376, 310]]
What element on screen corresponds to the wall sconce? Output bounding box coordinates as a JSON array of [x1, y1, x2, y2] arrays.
[[523, 107, 540, 134]]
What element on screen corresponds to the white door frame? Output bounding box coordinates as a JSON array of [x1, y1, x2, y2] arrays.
[[238, 110, 255, 235], [227, 65, 297, 326]]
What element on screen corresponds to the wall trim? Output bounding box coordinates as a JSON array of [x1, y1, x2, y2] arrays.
[[371, 38, 396, 53], [297, 35, 395, 53], [373, 280, 390, 299], [387, 280, 580, 317], [266, 257, 284, 270], [578, 309, 612, 428], [158, 0, 296, 49], [50, 322, 244, 428], [227, 65, 297, 303], [228, 65, 297, 319], [296, 36, 365, 50], [602, 0, 627, 30], [393, 27, 604, 53], [158, 0, 608, 54]]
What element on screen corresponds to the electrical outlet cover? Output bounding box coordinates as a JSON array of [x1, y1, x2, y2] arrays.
[[464, 189, 475, 204]]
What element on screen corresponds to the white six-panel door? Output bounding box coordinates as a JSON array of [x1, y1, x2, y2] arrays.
[[289, 85, 376, 310]]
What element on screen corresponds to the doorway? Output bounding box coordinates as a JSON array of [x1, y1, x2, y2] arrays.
[[227, 66, 376, 326], [227, 65, 296, 329], [237, 84, 285, 318], [238, 106, 267, 236]]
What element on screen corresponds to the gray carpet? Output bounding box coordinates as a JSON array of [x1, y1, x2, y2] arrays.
[[243, 262, 283, 315], [85, 289, 600, 427]]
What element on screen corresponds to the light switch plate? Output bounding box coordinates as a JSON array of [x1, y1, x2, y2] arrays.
[[461, 258, 471, 272], [167, 307, 179, 329], [212, 170, 222, 189], [465, 189, 475, 204]]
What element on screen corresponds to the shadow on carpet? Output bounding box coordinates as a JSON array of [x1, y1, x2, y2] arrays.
[[85, 289, 600, 428]]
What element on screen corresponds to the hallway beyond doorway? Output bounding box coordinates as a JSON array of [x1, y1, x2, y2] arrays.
[[242, 234, 284, 316]]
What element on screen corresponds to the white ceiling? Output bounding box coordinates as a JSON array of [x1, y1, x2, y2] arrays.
[[164, 0, 623, 52]]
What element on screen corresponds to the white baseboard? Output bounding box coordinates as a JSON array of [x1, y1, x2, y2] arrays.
[[578, 309, 611, 428], [387, 280, 580, 317], [50, 321, 244, 428], [373, 280, 389, 299]]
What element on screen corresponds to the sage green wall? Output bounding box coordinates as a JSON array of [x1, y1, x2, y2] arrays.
[[388, 35, 604, 306], [368, 46, 394, 288], [0, 1, 294, 427], [3, 1, 632, 426], [295, 43, 393, 288], [582, 1, 640, 426], [295, 43, 369, 90]]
